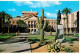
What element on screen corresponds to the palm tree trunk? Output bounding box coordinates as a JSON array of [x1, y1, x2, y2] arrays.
[[64, 19, 65, 33], [66, 14, 68, 34], [8, 25, 9, 34], [8, 20, 10, 34], [2, 18, 4, 34]]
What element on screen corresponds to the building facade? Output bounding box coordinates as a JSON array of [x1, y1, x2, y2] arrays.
[[60, 11, 79, 33], [10, 11, 57, 32]]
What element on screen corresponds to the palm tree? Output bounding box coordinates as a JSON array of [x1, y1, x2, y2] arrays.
[[5, 14, 12, 34], [63, 17, 67, 33], [0, 11, 5, 34], [62, 8, 71, 34], [0, 11, 12, 34]]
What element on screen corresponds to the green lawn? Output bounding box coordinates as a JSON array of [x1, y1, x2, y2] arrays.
[[65, 34, 79, 37], [28, 34, 79, 43], [0, 33, 16, 40], [28, 35, 55, 42], [66, 37, 79, 41]]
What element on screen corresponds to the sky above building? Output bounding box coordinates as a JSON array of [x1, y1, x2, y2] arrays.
[[0, 1, 79, 19]]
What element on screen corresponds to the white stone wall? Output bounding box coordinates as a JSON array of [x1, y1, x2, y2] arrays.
[[61, 11, 78, 28]]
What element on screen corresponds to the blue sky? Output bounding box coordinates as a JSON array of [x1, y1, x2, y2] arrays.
[[0, 1, 79, 19]]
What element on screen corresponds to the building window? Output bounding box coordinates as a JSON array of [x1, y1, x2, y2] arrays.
[[31, 21, 33, 24], [34, 29, 36, 32], [31, 24, 33, 28], [34, 21, 36, 24], [28, 21, 30, 24], [28, 24, 30, 28], [34, 25, 36, 28], [28, 29, 30, 32]]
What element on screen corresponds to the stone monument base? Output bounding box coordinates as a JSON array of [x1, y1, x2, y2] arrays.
[[56, 25, 64, 42]]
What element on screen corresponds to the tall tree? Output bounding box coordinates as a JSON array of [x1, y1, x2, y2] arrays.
[[6, 13, 12, 34], [17, 20, 27, 32], [62, 8, 71, 34], [5, 13, 12, 20], [0, 11, 5, 34], [0, 11, 12, 34], [0, 11, 12, 20]]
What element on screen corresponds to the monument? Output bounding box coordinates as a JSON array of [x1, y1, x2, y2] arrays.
[[55, 10, 64, 42]]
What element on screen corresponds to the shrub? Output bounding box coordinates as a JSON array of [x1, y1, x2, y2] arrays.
[[68, 40, 74, 44], [65, 47, 73, 52], [62, 38, 67, 43]]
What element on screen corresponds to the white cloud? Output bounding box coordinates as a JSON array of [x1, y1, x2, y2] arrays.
[[8, 8, 16, 11], [45, 12, 57, 18], [54, 1, 62, 5], [14, 1, 33, 6], [14, 1, 62, 8], [55, 10, 58, 11]]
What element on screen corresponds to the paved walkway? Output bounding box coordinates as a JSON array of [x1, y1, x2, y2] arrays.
[[0, 42, 31, 53], [0, 33, 31, 53]]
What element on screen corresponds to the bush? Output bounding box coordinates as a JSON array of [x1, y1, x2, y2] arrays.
[[65, 47, 73, 52], [68, 40, 74, 44], [62, 38, 67, 43]]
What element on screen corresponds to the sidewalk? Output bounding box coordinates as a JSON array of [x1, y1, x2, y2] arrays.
[[0, 34, 31, 53]]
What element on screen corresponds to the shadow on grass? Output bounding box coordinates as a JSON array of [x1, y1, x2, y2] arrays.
[[72, 38, 79, 41], [29, 39, 40, 44], [29, 38, 51, 44]]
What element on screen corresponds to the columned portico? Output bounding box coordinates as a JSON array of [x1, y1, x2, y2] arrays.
[[10, 11, 57, 33]]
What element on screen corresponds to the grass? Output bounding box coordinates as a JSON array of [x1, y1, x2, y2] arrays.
[[66, 37, 79, 41], [28, 34, 79, 43], [28, 35, 55, 42], [65, 34, 79, 37], [0, 33, 16, 40], [64, 37, 79, 44], [65, 47, 73, 52], [65, 37, 73, 41]]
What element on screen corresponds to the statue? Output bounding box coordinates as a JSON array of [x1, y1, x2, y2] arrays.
[[55, 10, 64, 42]]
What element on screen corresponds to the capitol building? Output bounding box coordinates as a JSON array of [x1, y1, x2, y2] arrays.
[[9, 11, 57, 32]]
